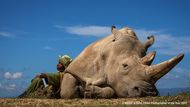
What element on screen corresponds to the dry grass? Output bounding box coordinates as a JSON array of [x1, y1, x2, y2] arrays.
[[0, 93, 190, 107]]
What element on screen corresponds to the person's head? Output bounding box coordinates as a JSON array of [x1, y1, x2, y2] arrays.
[[57, 55, 72, 72]]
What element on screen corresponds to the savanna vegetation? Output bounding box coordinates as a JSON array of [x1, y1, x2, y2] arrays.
[[0, 92, 189, 107]]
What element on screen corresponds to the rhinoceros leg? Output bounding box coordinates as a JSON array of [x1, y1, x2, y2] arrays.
[[60, 73, 80, 98], [84, 85, 115, 98]]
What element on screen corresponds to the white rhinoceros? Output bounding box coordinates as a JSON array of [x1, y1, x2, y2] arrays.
[[60, 26, 184, 98]]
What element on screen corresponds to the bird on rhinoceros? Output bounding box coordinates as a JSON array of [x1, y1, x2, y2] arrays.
[[60, 26, 184, 98]]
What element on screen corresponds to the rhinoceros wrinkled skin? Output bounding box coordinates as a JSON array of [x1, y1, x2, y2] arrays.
[[60, 26, 184, 99]]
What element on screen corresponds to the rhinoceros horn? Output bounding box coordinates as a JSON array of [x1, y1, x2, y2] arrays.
[[141, 51, 156, 65], [147, 54, 184, 83]]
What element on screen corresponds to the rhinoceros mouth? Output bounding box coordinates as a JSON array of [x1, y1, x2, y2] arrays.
[[126, 81, 158, 98]]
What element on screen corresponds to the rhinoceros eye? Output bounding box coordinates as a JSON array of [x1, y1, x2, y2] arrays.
[[122, 64, 128, 68]]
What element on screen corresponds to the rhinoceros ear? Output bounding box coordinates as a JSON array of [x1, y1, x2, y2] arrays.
[[141, 51, 156, 65], [111, 26, 122, 41], [144, 35, 155, 50]]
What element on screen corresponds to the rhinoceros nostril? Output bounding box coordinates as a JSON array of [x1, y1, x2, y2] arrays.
[[122, 64, 128, 68]]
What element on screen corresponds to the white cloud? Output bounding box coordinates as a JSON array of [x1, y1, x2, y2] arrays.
[[4, 72, 22, 79], [175, 75, 179, 78], [55, 25, 111, 37], [43, 46, 55, 51], [173, 67, 185, 73], [0, 31, 15, 38], [54, 25, 65, 29], [163, 73, 173, 79], [188, 73, 190, 78], [56, 25, 189, 55], [160, 67, 190, 81], [135, 29, 190, 55], [0, 82, 17, 90], [163, 73, 180, 79], [5, 84, 17, 90]]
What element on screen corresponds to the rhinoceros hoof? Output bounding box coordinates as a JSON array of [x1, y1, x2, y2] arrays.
[[84, 91, 99, 98], [84, 86, 99, 98], [85, 85, 94, 91], [84, 92, 92, 98]]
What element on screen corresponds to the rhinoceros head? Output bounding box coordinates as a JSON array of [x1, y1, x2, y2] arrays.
[[107, 27, 184, 97]]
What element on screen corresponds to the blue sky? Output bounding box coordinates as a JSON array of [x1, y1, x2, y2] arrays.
[[0, 0, 190, 97]]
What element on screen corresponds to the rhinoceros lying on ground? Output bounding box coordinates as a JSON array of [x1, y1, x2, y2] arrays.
[[60, 26, 184, 98]]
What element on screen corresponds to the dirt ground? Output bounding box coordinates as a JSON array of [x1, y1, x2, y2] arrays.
[[0, 94, 190, 107]]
